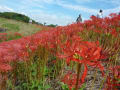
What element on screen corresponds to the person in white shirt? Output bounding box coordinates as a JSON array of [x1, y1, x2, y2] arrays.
[[97, 9, 103, 18]]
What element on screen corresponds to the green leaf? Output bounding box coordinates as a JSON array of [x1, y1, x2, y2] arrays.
[[79, 83, 86, 90], [45, 85, 51, 89]]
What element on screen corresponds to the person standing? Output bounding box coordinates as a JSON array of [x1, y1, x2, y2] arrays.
[[76, 14, 82, 23], [118, 12, 120, 15], [97, 9, 103, 18]]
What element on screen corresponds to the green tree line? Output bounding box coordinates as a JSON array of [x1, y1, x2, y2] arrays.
[[0, 12, 38, 24]]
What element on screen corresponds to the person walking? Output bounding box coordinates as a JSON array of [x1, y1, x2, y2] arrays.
[[97, 9, 103, 18], [76, 14, 82, 23]]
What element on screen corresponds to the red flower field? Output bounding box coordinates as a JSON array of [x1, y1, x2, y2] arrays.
[[0, 13, 120, 90]]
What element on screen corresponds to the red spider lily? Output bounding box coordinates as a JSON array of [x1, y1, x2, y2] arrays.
[[61, 71, 82, 90], [0, 33, 7, 41], [0, 64, 12, 72], [110, 29, 118, 37], [58, 38, 105, 85], [105, 77, 120, 90], [105, 66, 120, 90], [14, 32, 22, 37], [93, 29, 102, 34]]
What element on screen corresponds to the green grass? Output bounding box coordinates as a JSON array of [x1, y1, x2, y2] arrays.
[[0, 17, 41, 36], [2, 23, 20, 32]]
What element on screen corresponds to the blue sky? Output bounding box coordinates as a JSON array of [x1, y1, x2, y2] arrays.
[[0, 0, 120, 25]]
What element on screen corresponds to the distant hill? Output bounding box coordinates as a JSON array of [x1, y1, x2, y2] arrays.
[[0, 16, 54, 36], [0, 12, 41, 24], [0, 17, 42, 36]]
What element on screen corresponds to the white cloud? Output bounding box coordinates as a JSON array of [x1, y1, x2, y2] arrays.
[[21, 0, 45, 9], [56, 0, 98, 14], [56, 0, 120, 18], [75, 0, 92, 3], [75, 0, 120, 5], [56, 0, 120, 15], [41, 0, 55, 4], [25, 0, 55, 4], [98, 0, 120, 5], [0, 6, 14, 12], [104, 6, 120, 16], [27, 10, 74, 25], [15, 0, 74, 25]]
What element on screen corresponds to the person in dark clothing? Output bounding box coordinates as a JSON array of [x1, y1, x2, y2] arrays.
[[118, 12, 120, 15], [76, 14, 82, 23]]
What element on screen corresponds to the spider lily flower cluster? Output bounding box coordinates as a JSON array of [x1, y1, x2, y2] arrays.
[[57, 38, 105, 89], [0, 13, 119, 89]]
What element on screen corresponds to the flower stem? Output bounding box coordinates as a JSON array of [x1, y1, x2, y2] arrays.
[[75, 63, 81, 90]]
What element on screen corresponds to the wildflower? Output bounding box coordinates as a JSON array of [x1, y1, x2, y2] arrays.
[[58, 38, 105, 87]]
